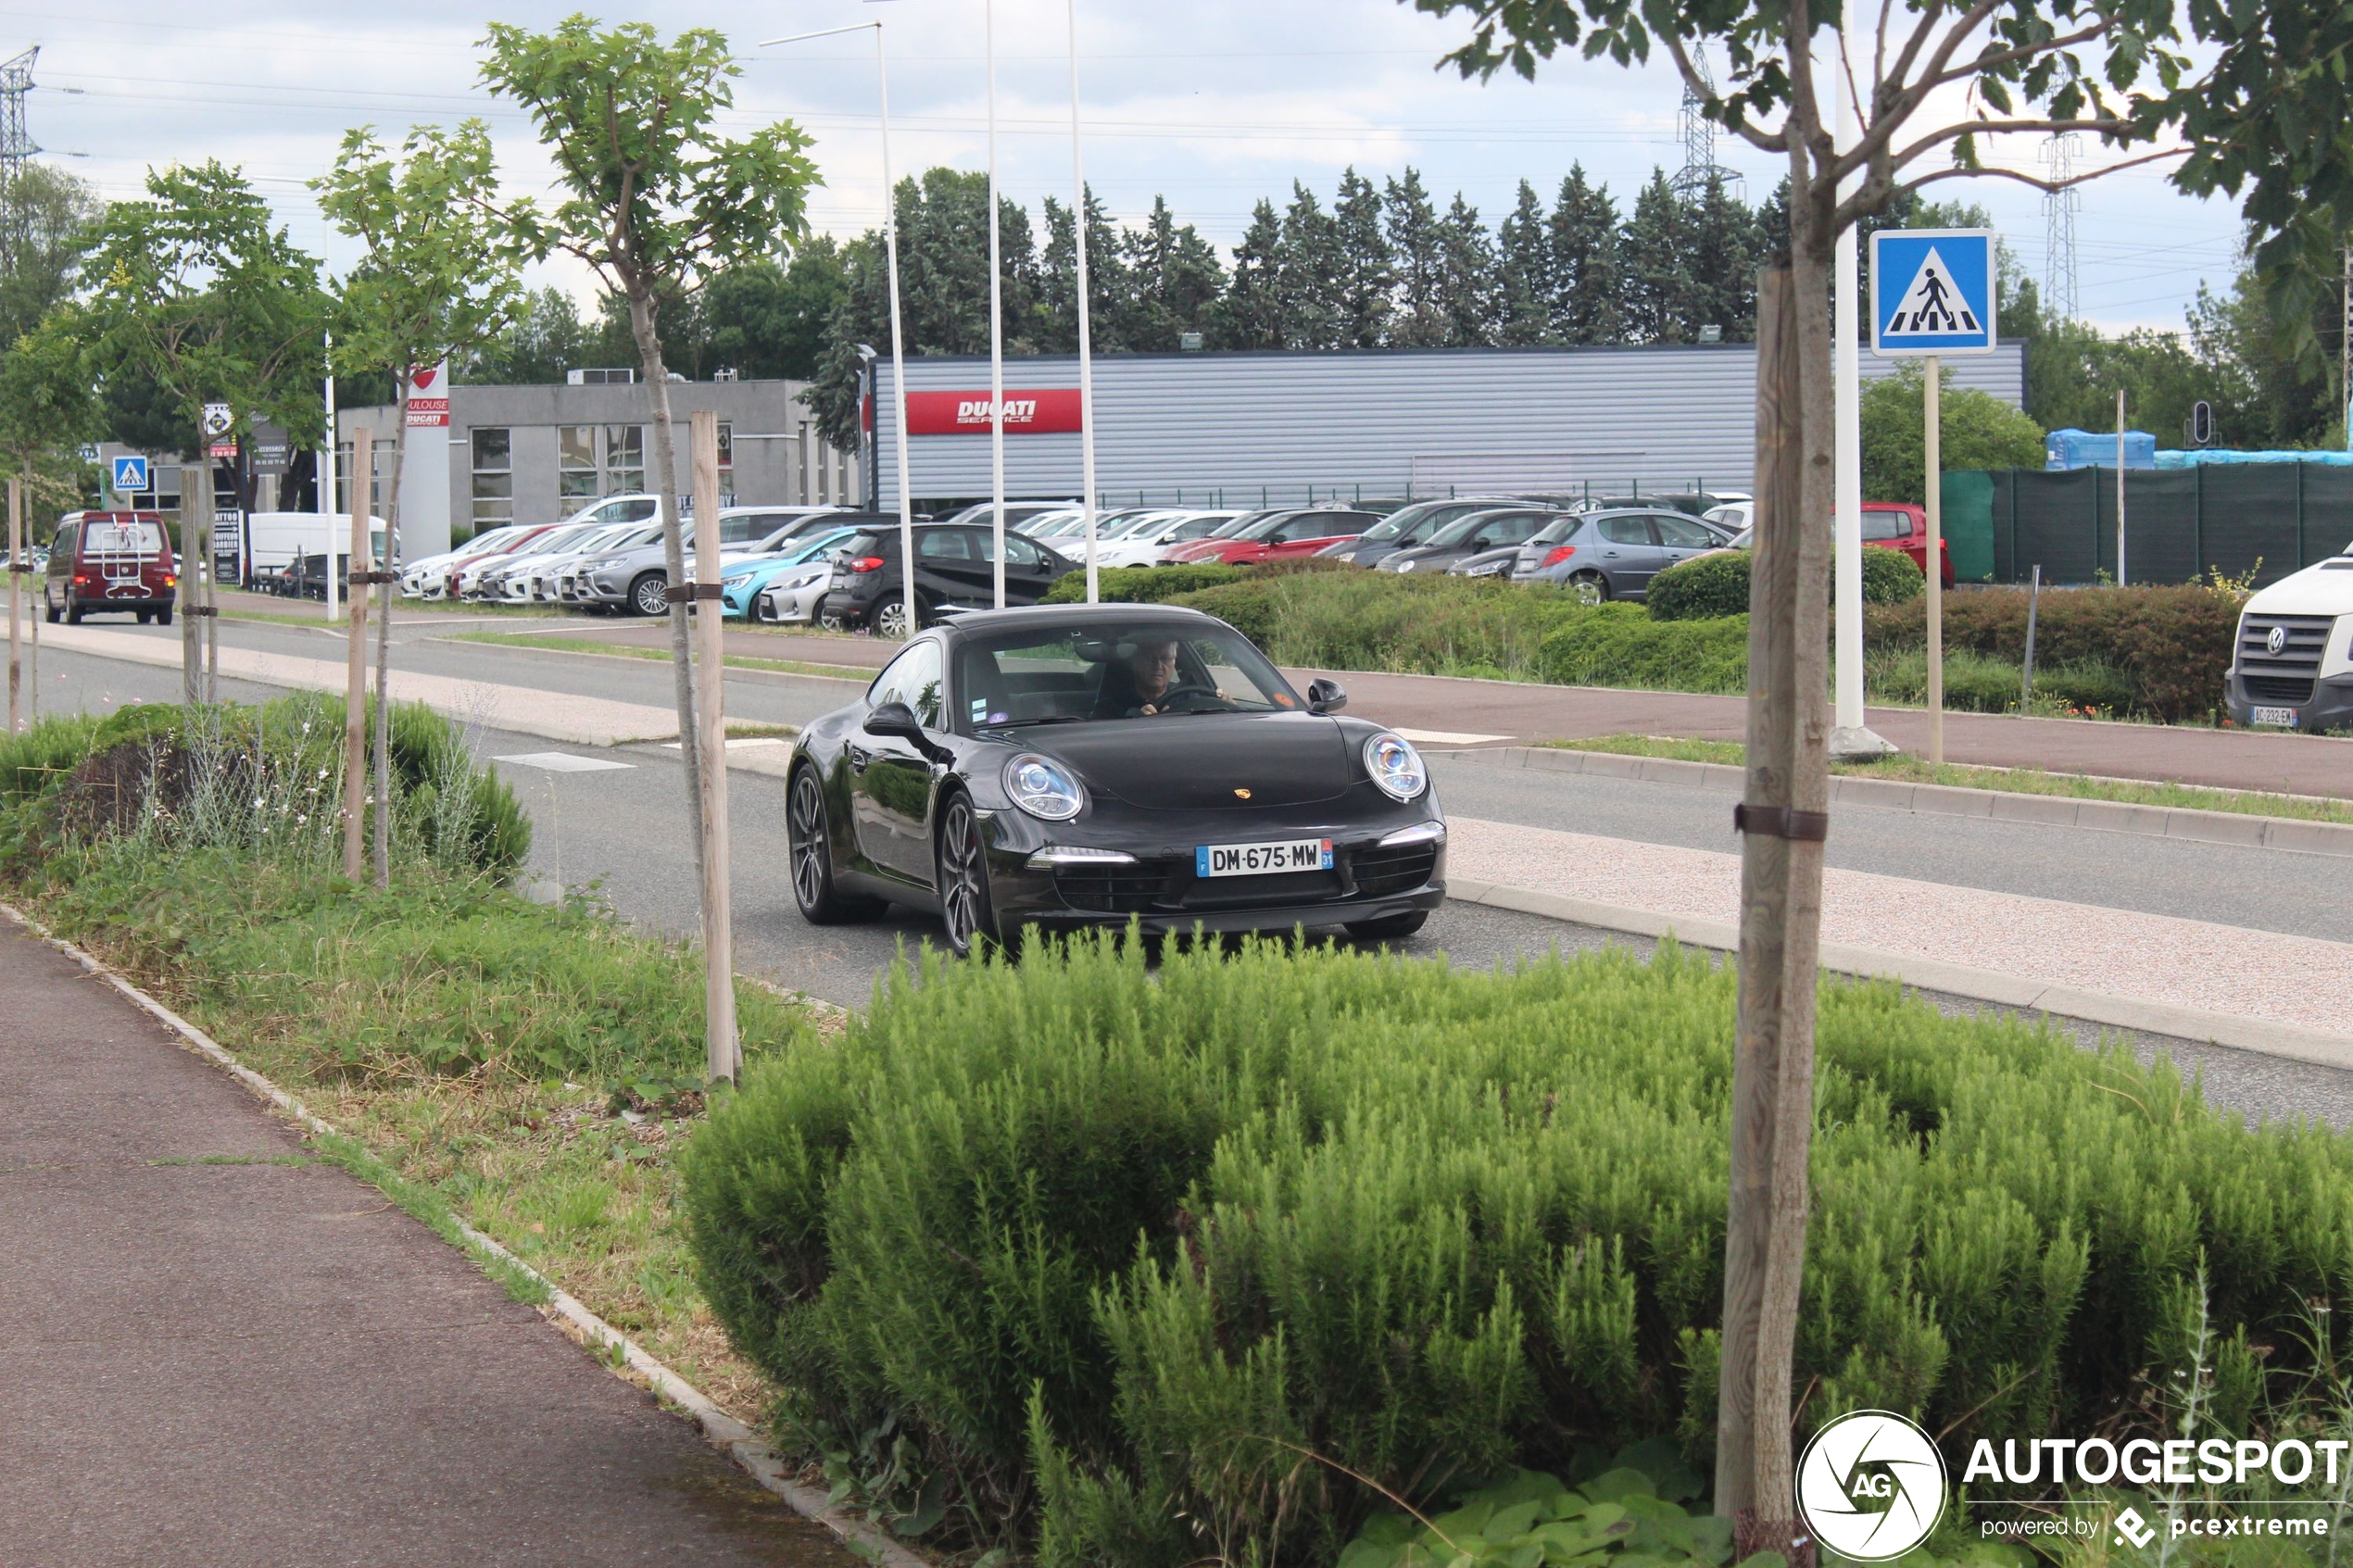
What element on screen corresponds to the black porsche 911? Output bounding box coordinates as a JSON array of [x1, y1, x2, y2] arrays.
[[784, 604, 1446, 955]]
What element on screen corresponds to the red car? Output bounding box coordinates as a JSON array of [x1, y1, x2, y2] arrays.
[[1862, 503, 1956, 589], [1163, 507, 1381, 567], [44, 510, 178, 625]]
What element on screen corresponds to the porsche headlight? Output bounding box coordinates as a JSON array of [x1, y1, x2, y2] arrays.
[[1363, 732, 1428, 802], [1004, 753, 1085, 821]]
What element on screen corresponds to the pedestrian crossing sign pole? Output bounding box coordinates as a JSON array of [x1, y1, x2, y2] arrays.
[[1871, 227, 1996, 767]]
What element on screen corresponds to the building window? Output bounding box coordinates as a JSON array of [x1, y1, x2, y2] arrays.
[[559, 425, 599, 501], [604, 424, 646, 494], [470, 427, 513, 528], [334, 442, 390, 509]]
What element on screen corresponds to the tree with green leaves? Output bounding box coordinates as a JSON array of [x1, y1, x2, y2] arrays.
[[1407, 0, 2353, 1544], [1383, 169, 1447, 347], [0, 163, 102, 353], [313, 118, 525, 889], [1218, 198, 1287, 351], [462, 286, 594, 383], [1493, 179, 1555, 346], [1547, 166, 1622, 345], [1275, 182, 1343, 349], [478, 16, 819, 875], [1684, 174, 1760, 342], [1437, 193, 1500, 346], [87, 159, 327, 703], [1332, 169, 1394, 350], [1619, 169, 1693, 343], [1862, 364, 2045, 501], [0, 304, 102, 520], [1118, 195, 1225, 351]]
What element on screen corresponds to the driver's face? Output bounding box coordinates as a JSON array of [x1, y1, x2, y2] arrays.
[[1129, 640, 1178, 701]]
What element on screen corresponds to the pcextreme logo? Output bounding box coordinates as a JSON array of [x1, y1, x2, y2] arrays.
[[1796, 1411, 1949, 1562]]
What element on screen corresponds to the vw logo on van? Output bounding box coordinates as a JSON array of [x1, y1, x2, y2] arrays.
[[2266, 625, 2289, 657]]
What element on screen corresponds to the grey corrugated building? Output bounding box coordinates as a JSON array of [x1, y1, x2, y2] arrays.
[[337, 375, 862, 558], [867, 344, 2029, 509]]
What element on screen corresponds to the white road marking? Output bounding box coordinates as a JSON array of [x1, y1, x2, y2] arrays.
[[493, 752, 636, 773]]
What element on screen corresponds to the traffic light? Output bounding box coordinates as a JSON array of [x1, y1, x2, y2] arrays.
[[2190, 400, 2214, 446]]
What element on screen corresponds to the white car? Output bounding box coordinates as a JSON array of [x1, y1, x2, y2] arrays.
[[2226, 546, 2353, 734], [402, 524, 528, 597], [1095, 509, 1245, 569]]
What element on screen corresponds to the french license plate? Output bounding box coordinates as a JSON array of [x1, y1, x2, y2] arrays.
[[2250, 706, 2299, 728], [1196, 837, 1333, 877]]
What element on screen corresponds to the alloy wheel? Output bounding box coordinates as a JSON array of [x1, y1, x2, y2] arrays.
[[938, 797, 987, 955], [632, 575, 669, 617], [788, 771, 829, 913], [875, 597, 916, 640], [1569, 572, 1607, 607]]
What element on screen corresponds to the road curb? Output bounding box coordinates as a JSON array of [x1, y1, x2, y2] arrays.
[[0, 898, 927, 1568], [1445, 877, 2353, 1073], [1442, 745, 2353, 859]]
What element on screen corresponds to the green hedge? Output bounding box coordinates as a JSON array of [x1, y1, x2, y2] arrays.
[[1862, 583, 2241, 723], [684, 936, 2353, 1565], [1539, 605, 1750, 692], [1647, 546, 1923, 622], [1039, 562, 1249, 605], [1176, 571, 1589, 681]]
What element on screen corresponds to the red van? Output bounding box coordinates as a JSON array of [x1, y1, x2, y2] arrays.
[[44, 511, 178, 625]]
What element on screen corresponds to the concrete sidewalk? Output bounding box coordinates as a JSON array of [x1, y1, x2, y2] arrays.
[[560, 624, 2353, 799], [0, 922, 850, 1567]]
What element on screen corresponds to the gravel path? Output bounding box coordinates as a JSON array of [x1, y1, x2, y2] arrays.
[[1449, 814, 2353, 1036]]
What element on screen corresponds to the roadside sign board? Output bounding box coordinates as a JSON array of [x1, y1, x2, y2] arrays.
[[1870, 229, 1997, 357], [201, 402, 233, 438], [110, 455, 148, 494]]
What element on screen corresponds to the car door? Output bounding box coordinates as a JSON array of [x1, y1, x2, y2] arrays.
[[998, 532, 1065, 605], [916, 529, 988, 607], [850, 638, 947, 884], [1861, 506, 1926, 574], [1649, 512, 1720, 576], [1592, 514, 1664, 595], [46, 521, 76, 608]]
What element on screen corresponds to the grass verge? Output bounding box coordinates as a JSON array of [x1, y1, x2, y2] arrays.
[[1541, 732, 2353, 822], [442, 629, 873, 682]]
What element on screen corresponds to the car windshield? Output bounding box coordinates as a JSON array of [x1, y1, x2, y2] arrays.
[[956, 621, 1302, 728], [1208, 512, 1266, 538], [1426, 511, 1529, 549], [1358, 500, 1471, 543], [782, 528, 857, 564], [82, 521, 167, 554]]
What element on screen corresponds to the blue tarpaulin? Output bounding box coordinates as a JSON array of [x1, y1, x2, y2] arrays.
[[2045, 428, 2156, 470], [2153, 447, 2353, 468]]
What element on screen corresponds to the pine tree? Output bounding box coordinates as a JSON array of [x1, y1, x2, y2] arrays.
[[1038, 187, 1130, 353], [1620, 169, 1693, 344], [1493, 180, 1554, 346], [1332, 169, 1394, 348], [1275, 182, 1343, 349], [1384, 168, 1447, 346], [1121, 194, 1226, 350], [1549, 166, 1623, 345], [1218, 197, 1286, 349], [1683, 175, 1758, 342], [1437, 193, 1499, 346]]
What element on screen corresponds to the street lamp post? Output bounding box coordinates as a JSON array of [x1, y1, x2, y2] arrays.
[[761, 19, 917, 642], [986, 0, 1006, 608], [1066, 0, 1100, 602]]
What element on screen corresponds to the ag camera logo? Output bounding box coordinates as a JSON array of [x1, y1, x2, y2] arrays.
[[1797, 1411, 1948, 1561]]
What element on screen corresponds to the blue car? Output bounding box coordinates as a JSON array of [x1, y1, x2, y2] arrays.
[[720, 527, 860, 618]]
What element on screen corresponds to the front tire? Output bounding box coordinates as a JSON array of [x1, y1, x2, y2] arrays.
[[1567, 571, 1609, 606], [787, 766, 885, 924], [629, 572, 671, 618], [874, 595, 920, 641], [1346, 910, 1429, 943], [936, 793, 1006, 960]]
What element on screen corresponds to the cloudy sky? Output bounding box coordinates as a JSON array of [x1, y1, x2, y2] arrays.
[[21, 0, 2243, 335]]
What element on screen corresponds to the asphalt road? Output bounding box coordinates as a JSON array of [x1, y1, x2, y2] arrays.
[[28, 635, 2353, 1130]]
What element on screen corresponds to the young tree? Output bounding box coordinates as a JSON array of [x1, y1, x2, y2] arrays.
[[1437, 193, 1501, 346], [0, 304, 102, 516], [1548, 166, 1623, 345], [87, 160, 327, 703], [1406, 0, 2353, 1548], [1493, 179, 1556, 345], [479, 18, 819, 879], [314, 119, 525, 889], [1332, 169, 1395, 349], [1861, 364, 2045, 500], [0, 163, 103, 352], [1383, 169, 1448, 346]]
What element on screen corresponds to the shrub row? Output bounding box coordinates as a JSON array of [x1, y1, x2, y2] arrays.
[[1176, 571, 1590, 681], [1863, 582, 2241, 723], [1039, 561, 1248, 605], [684, 935, 2353, 1566], [1539, 604, 1750, 693], [1645, 546, 1923, 622]]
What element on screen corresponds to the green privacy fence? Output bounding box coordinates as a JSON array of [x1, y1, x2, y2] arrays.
[[1942, 464, 2353, 586]]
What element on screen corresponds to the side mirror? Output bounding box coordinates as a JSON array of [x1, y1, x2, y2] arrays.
[[1306, 677, 1348, 715], [863, 700, 923, 742]]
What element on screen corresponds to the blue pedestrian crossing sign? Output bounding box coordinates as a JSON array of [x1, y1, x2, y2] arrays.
[[110, 455, 149, 494], [1871, 228, 1997, 356]]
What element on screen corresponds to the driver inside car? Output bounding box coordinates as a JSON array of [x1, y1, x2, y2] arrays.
[[1094, 634, 1238, 719]]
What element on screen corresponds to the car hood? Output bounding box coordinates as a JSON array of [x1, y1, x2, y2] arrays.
[[1027, 712, 1356, 809], [1384, 546, 1466, 571], [2246, 557, 2353, 617]]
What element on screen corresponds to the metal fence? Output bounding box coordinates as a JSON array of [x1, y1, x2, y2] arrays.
[[1957, 464, 2353, 587]]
